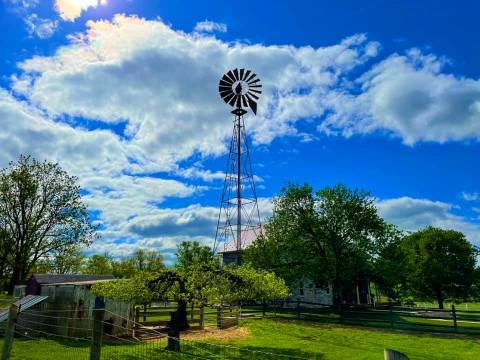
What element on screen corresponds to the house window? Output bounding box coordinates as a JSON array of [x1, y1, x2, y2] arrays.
[[299, 281, 304, 296]]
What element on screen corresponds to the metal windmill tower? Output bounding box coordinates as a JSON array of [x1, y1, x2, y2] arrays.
[[214, 68, 262, 264]]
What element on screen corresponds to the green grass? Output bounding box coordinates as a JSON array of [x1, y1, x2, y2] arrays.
[[3, 318, 480, 359], [414, 302, 480, 311]]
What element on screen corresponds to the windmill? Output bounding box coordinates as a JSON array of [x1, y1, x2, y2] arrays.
[[213, 68, 262, 265]]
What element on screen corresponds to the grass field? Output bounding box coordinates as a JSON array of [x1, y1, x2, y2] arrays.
[[2, 318, 480, 359]]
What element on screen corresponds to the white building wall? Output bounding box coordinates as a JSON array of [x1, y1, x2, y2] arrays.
[[287, 278, 333, 306]]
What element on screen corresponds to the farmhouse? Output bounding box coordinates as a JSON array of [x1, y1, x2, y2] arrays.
[[220, 230, 335, 306], [12, 274, 133, 337]]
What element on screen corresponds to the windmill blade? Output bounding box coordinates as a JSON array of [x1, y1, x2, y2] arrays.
[[219, 79, 233, 87], [245, 73, 256, 83], [233, 68, 240, 80], [229, 94, 239, 107], [248, 98, 258, 115], [219, 69, 261, 110], [241, 95, 248, 108], [226, 70, 236, 83], [219, 84, 233, 91], [221, 74, 234, 85], [220, 90, 233, 99], [219, 85, 233, 93], [223, 92, 236, 104]]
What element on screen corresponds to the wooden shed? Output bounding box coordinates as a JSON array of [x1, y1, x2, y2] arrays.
[[19, 274, 134, 337]]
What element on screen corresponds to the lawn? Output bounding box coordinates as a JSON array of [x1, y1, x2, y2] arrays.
[[2, 318, 480, 359]]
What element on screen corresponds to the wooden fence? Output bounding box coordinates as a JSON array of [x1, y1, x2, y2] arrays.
[[240, 300, 480, 335], [133, 302, 205, 337], [134, 302, 242, 333]]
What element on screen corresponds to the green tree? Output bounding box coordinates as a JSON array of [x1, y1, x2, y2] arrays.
[[131, 249, 165, 273], [401, 227, 478, 309], [92, 265, 288, 330], [112, 249, 165, 278], [175, 241, 218, 270], [374, 232, 407, 301], [82, 254, 113, 275], [0, 155, 96, 293], [32, 245, 86, 274], [244, 183, 390, 305]]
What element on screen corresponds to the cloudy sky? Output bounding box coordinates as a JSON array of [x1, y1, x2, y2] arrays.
[[1, 0, 480, 263]]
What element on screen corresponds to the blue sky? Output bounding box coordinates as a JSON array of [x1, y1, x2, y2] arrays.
[[1, 0, 480, 263]]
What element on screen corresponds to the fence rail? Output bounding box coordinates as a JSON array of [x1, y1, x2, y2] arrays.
[[242, 300, 480, 335]]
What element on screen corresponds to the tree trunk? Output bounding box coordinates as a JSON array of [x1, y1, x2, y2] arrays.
[[436, 289, 444, 309], [174, 300, 189, 331], [7, 265, 21, 295]]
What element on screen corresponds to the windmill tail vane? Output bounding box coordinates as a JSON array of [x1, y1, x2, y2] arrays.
[[214, 68, 263, 262]]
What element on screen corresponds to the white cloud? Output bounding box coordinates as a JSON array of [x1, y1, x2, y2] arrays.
[[461, 191, 480, 202], [13, 15, 378, 176], [194, 20, 227, 33], [0, 88, 203, 260], [25, 14, 58, 39], [377, 197, 480, 245], [5, 0, 58, 38], [320, 49, 480, 144], [54, 0, 107, 21], [5, 0, 38, 8], [6, 14, 480, 259]]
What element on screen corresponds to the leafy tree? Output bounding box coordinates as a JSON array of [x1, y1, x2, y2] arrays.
[[91, 271, 156, 304], [82, 254, 113, 275], [0, 155, 96, 293], [112, 249, 165, 278], [0, 228, 13, 289], [401, 227, 478, 309], [175, 241, 217, 271], [244, 183, 390, 305], [373, 231, 407, 301], [131, 249, 165, 273], [112, 258, 137, 279], [92, 265, 288, 330], [32, 245, 86, 274]]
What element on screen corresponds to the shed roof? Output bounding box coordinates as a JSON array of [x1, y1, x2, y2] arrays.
[[0, 295, 48, 322], [30, 274, 114, 285]]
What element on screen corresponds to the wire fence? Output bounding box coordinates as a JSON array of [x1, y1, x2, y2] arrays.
[[1, 306, 319, 359]]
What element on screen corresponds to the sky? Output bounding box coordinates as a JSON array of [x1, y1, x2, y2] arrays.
[[1, 0, 480, 264]]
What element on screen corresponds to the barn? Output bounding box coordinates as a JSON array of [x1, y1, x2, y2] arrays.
[[13, 274, 134, 337]]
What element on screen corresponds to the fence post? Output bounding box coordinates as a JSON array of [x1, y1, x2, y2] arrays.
[[339, 302, 343, 324], [143, 303, 147, 322], [452, 304, 458, 333], [1, 303, 19, 360], [262, 302, 267, 317], [135, 306, 139, 323], [167, 312, 180, 352], [296, 299, 301, 319], [216, 307, 222, 329], [200, 305, 205, 329], [90, 298, 105, 360], [389, 301, 394, 328]]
